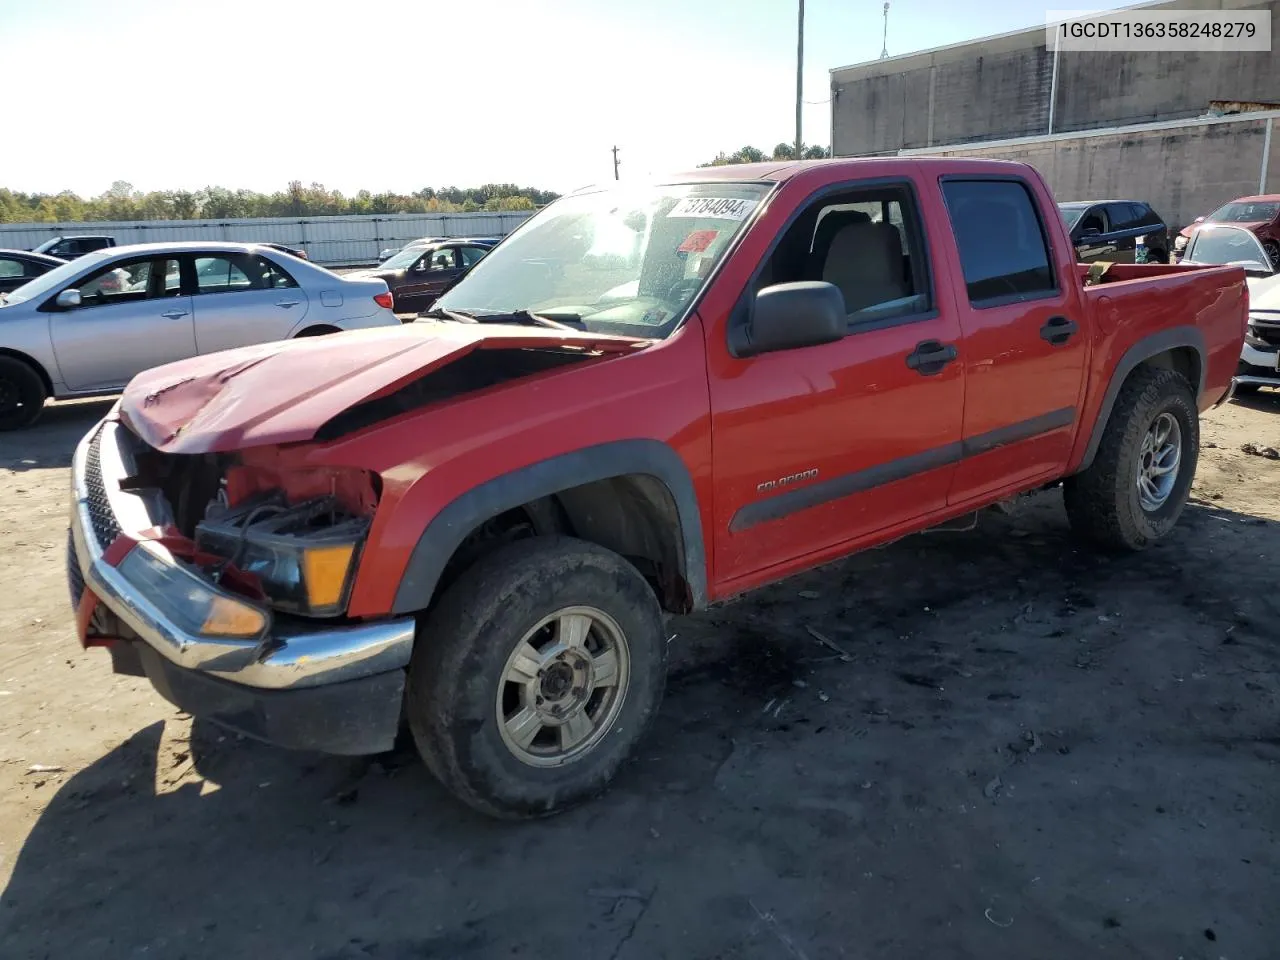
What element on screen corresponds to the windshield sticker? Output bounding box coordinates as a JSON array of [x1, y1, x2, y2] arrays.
[[667, 197, 757, 221], [677, 229, 719, 253]]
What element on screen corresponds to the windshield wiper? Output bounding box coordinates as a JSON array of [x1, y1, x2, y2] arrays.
[[426, 307, 583, 330], [419, 306, 478, 323]]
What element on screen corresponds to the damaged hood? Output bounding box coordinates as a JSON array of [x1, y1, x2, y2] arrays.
[[118, 322, 649, 454]]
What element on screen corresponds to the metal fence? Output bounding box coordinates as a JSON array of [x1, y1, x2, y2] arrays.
[[0, 211, 538, 266]]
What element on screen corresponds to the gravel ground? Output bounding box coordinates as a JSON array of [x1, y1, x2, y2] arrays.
[[1, 393, 1278, 960]]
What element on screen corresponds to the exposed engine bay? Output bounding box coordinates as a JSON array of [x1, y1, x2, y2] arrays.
[[128, 438, 380, 619]]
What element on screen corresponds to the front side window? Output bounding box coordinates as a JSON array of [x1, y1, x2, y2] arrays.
[[424, 248, 459, 271], [195, 254, 297, 294], [76, 257, 179, 306], [433, 181, 773, 338], [757, 185, 930, 325], [942, 180, 1056, 305]]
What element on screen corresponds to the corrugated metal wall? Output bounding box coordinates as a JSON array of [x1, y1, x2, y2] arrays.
[[0, 211, 537, 265]]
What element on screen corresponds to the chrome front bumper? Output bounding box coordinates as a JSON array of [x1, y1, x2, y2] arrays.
[[69, 421, 416, 694]]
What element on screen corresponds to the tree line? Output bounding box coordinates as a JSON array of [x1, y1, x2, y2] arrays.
[[700, 142, 831, 166], [0, 180, 561, 224]]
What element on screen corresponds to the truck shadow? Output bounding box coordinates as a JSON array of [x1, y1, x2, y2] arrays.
[[1, 399, 115, 472], [3, 497, 1279, 959]]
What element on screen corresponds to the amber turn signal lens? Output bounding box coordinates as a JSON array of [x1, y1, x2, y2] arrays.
[[302, 544, 357, 610], [200, 595, 269, 638]]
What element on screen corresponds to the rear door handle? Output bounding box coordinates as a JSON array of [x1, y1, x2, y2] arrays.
[[275, 299, 301, 308], [1040, 315, 1078, 346], [161, 309, 188, 320], [905, 339, 958, 376]]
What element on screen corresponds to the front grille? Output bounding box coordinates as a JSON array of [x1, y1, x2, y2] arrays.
[[1252, 322, 1280, 348], [66, 530, 85, 612], [84, 429, 121, 549]]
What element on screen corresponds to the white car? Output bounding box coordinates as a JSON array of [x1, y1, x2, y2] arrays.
[[0, 241, 400, 429], [1181, 224, 1280, 393]]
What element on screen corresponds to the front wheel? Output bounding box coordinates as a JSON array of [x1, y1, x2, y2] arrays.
[[406, 536, 668, 819], [0, 357, 47, 431], [1064, 367, 1199, 550]]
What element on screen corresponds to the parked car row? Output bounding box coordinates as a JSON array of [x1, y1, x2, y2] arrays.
[[1178, 223, 1280, 393], [0, 242, 400, 429], [1174, 195, 1280, 266]]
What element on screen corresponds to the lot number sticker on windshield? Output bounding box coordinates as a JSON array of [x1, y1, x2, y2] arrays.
[[667, 197, 757, 221]]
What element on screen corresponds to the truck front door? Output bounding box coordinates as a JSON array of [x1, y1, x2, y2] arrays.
[[707, 178, 966, 593], [936, 176, 1089, 505]]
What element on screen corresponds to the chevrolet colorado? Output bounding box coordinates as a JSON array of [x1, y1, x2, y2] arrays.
[[67, 158, 1247, 818]]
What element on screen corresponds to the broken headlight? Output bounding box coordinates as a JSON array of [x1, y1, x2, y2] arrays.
[[195, 494, 369, 617]]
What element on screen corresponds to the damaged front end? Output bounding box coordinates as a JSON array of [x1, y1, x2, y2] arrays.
[[67, 419, 414, 755]]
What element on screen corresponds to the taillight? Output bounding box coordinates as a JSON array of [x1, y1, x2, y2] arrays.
[[374, 291, 394, 309]]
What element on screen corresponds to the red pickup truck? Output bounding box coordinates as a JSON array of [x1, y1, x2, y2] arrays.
[[67, 158, 1246, 818]]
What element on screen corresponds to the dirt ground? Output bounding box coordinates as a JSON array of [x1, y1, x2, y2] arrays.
[[1, 394, 1278, 960]]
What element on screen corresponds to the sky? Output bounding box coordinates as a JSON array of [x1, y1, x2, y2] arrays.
[[0, 0, 1138, 197]]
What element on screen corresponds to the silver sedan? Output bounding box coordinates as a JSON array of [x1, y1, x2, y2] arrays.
[[0, 241, 400, 429]]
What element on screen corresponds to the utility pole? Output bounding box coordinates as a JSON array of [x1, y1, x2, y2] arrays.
[[880, 2, 890, 59], [795, 0, 805, 161], [612, 145, 620, 180]]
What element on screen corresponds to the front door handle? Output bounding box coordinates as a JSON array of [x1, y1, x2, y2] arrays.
[[905, 339, 958, 376], [275, 299, 301, 308], [1040, 315, 1078, 346], [161, 309, 188, 320]]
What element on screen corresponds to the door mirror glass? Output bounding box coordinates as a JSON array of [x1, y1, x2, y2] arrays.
[[739, 281, 845, 357], [55, 288, 82, 309]]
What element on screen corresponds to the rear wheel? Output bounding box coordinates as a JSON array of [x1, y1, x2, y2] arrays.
[[406, 536, 667, 819], [1064, 367, 1198, 551], [0, 357, 47, 431]]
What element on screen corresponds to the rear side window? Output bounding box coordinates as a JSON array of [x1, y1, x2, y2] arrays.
[[195, 254, 297, 293], [941, 180, 1056, 305], [0, 257, 25, 278]]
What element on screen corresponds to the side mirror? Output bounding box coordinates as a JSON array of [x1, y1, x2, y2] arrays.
[[55, 289, 82, 309], [736, 281, 846, 357]]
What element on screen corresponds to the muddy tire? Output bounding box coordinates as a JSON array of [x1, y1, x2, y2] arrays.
[[406, 536, 667, 819], [0, 357, 47, 431], [1064, 367, 1198, 551]]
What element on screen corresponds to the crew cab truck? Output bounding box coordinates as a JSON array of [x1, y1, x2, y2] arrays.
[[66, 158, 1246, 818]]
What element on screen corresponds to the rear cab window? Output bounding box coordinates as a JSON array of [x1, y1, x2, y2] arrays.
[[941, 179, 1057, 306]]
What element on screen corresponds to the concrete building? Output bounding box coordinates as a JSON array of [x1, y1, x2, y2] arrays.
[[829, 0, 1280, 230]]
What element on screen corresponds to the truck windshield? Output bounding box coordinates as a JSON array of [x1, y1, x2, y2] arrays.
[[430, 182, 773, 338]]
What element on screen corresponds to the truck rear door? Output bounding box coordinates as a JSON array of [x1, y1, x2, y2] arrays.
[[707, 176, 966, 590], [935, 176, 1089, 505]]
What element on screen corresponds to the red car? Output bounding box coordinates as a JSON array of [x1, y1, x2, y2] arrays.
[[1175, 194, 1280, 265], [67, 157, 1246, 818]]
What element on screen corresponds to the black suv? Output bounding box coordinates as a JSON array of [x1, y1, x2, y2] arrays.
[[1057, 200, 1170, 264], [29, 235, 116, 260]]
